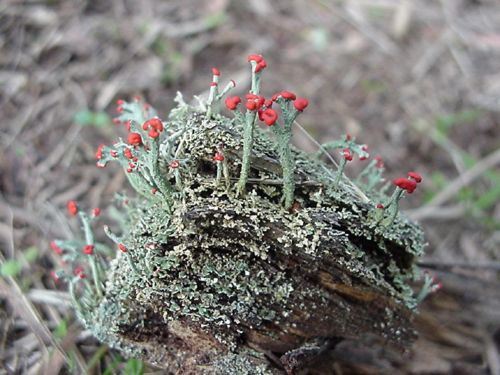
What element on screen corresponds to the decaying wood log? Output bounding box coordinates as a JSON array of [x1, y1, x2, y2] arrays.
[[77, 112, 427, 374]]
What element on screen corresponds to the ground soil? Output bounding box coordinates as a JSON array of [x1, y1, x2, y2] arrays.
[[1, 0, 499, 373]]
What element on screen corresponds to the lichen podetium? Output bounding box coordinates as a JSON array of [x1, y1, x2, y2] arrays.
[[50, 55, 437, 373]]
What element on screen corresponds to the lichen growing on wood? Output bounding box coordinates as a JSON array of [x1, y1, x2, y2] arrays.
[[52, 55, 435, 373]]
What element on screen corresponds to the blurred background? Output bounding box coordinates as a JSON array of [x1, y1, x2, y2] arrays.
[[1, 0, 499, 373]]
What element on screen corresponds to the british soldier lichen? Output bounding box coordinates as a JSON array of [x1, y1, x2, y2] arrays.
[[50, 55, 437, 369]]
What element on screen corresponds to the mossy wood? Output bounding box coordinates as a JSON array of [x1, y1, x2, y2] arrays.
[[77, 109, 425, 374]]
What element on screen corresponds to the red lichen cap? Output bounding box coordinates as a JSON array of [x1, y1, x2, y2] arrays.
[[359, 145, 369, 161], [67, 200, 78, 216], [261, 108, 278, 126], [83, 244, 94, 255], [247, 54, 264, 63], [212, 67, 220, 76], [245, 94, 265, 111], [375, 155, 384, 169], [127, 132, 143, 146], [148, 129, 160, 139], [92, 208, 101, 217], [257, 109, 264, 122], [169, 160, 180, 169], [50, 271, 60, 282], [247, 54, 267, 72], [225, 96, 241, 110], [245, 93, 265, 106], [342, 148, 353, 161], [73, 266, 86, 279], [393, 177, 417, 193], [142, 118, 164, 132], [376, 203, 384, 209], [245, 100, 258, 111], [123, 148, 133, 159], [293, 97, 309, 112], [95, 144, 104, 160], [118, 243, 127, 253], [213, 152, 225, 162], [50, 241, 63, 255], [254, 59, 267, 73], [281, 91, 297, 100], [407, 171, 423, 183]]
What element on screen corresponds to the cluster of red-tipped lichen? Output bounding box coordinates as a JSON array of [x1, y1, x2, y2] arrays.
[[50, 201, 128, 286], [213, 54, 313, 207], [225, 90, 308, 127], [95, 97, 166, 167], [372, 171, 424, 226], [93, 96, 179, 203], [220, 54, 308, 131], [47, 52, 436, 331], [50, 201, 99, 283]]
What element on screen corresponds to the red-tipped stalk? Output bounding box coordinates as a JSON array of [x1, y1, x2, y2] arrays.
[[212, 142, 230, 189], [333, 148, 353, 188], [77, 210, 103, 298], [91, 208, 101, 218], [136, 116, 173, 208], [103, 225, 138, 274], [206, 67, 220, 118], [268, 91, 309, 208], [415, 271, 441, 304], [213, 151, 224, 187], [355, 153, 384, 192], [236, 54, 267, 197], [169, 159, 183, 190], [377, 172, 421, 226]]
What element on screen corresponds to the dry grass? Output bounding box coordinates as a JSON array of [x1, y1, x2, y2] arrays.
[[1, 0, 499, 373]]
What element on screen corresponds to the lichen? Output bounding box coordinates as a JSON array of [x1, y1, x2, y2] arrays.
[[53, 56, 431, 371], [85, 107, 423, 350]]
